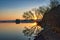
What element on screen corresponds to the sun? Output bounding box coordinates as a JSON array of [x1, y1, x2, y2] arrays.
[[33, 14, 37, 20], [34, 17, 37, 20]]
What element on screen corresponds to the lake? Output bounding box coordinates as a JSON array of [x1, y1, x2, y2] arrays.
[[0, 23, 34, 40]]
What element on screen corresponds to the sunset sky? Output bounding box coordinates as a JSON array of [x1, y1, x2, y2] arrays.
[[0, 0, 50, 20]]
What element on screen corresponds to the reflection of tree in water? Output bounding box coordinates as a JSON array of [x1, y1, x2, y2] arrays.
[[23, 24, 43, 37]]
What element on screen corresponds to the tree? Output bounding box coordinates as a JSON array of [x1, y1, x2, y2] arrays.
[[50, 0, 59, 8], [22, 6, 50, 38]]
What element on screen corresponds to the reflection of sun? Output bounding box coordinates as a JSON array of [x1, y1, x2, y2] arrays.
[[33, 22, 37, 26]]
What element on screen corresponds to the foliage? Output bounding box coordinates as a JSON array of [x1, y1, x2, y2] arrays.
[[22, 6, 50, 37], [22, 0, 60, 39], [50, 0, 59, 8]]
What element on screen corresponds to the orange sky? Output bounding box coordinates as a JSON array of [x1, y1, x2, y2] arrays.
[[0, 6, 36, 20], [0, 9, 24, 20]]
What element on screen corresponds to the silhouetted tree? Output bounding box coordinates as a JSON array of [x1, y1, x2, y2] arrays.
[[50, 0, 59, 8], [22, 6, 50, 38]]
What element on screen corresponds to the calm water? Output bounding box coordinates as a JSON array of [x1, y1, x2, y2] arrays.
[[0, 23, 34, 40]]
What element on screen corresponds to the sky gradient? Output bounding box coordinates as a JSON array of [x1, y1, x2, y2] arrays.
[[0, 0, 50, 20]]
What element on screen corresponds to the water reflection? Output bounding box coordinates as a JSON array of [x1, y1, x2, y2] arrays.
[[0, 23, 34, 40]]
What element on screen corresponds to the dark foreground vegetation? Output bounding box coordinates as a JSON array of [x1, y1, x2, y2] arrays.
[[34, 5, 60, 40]]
